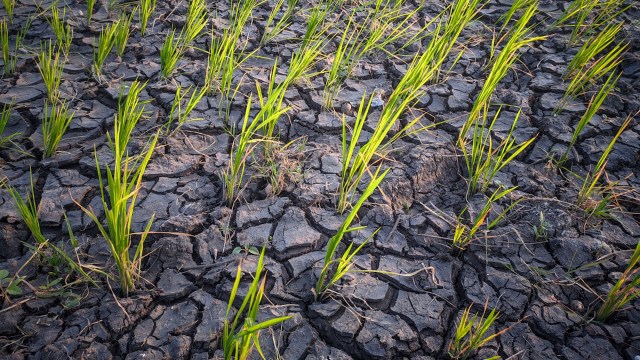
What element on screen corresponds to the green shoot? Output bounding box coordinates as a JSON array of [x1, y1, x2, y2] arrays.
[[222, 94, 288, 206], [448, 302, 506, 360], [0, 102, 18, 149], [463, 1, 543, 139], [159, 29, 182, 78], [223, 246, 292, 360], [498, 0, 536, 32], [555, 0, 629, 44], [139, 0, 156, 36], [452, 186, 521, 250], [93, 21, 119, 76], [42, 100, 74, 158], [315, 166, 389, 299], [2, 0, 14, 23], [1, 16, 29, 75], [577, 115, 632, 217], [37, 40, 64, 102], [565, 22, 623, 80], [558, 71, 619, 165], [48, 2, 73, 55], [261, 0, 298, 45], [115, 11, 133, 58], [86, 0, 95, 24], [167, 84, 207, 134], [595, 235, 640, 321], [183, 0, 208, 45], [461, 109, 537, 194], [77, 81, 159, 296], [563, 40, 627, 101]]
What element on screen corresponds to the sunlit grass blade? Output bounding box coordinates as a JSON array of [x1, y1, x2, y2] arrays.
[[449, 302, 509, 359], [86, 0, 95, 24], [93, 21, 118, 76], [565, 22, 622, 80], [0, 101, 18, 148], [315, 166, 389, 299], [139, 0, 156, 36], [42, 100, 74, 158], [159, 29, 183, 78], [167, 84, 206, 134], [48, 2, 73, 55], [115, 11, 133, 58], [183, 0, 208, 45], [223, 246, 291, 360], [558, 71, 619, 165], [37, 40, 64, 102]]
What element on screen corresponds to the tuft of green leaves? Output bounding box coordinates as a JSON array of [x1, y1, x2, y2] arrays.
[[448, 303, 506, 360], [77, 81, 159, 296], [2, 0, 15, 23], [315, 166, 389, 299], [166, 84, 207, 134], [115, 11, 133, 58], [223, 246, 292, 360], [93, 22, 118, 76], [159, 29, 183, 78], [139, 0, 156, 36], [0, 16, 29, 76], [48, 2, 73, 54], [37, 40, 65, 102], [0, 101, 18, 149], [42, 100, 74, 158]]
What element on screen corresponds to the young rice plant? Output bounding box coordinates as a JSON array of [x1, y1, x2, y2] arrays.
[[42, 100, 74, 158], [37, 40, 64, 102]]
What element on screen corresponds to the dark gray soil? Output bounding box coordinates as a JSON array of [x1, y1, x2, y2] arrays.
[[1, 0, 640, 359]]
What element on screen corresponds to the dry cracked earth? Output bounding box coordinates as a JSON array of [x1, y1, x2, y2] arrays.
[[1, 0, 640, 359]]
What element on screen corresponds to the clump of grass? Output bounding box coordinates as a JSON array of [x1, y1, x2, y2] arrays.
[[42, 100, 74, 158], [463, 1, 543, 139], [223, 246, 292, 360], [448, 302, 506, 360], [37, 40, 65, 102], [115, 12, 133, 58], [498, 0, 536, 32], [159, 29, 183, 78], [48, 2, 73, 54], [452, 187, 521, 250], [139, 0, 156, 36], [261, 0, 298, 45], [166, 84, 207, 134], [564, 22, 622, 80], [557, 71, 619, 165], [222, 94, 288, 206], [183, 0, 208, 45], [555, 0, 629, 44], [595, 237, 640, 321], [1, 17, 30, 75], [315, 166, 389, 299], [576, 114, 632, 218], [460, 109, 537, 194], [0, 102, 18, 149], [77, 81, 159, 296], [93, 22, 119, 76], [562, 40, 626, 101]]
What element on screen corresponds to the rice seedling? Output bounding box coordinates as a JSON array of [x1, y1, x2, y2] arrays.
[[463, 1, 543, 140], [93, 21, 119, 76], [300, 3, 330, 50], [555, 0, 629, 44], [260, 0, 298, 45], [222, 94, 288, 206], [77, 81, 160, 296], [48, 2, 73, 54], [205, 26, 241, 97], [115, 11, 133, 58], [448, 302, 507, 360], [159, 29, 183, 78], [229, 0, 260, 36], [562, 40, 627, 101], [86, 0, 95, 25], [315, 166, 389, 299], [223, 246, 292, 360], [1, 17, 30, 76], [167, 84, 207, 134], [498, 0, 536, 32], [2, 0, 14, 23], [461, 109, 536, 194], [452, 186, 521, 250], [564, 22, 623, 80], [0, 102, 18, 149], [37, 40, 64, 102], [576, 114, 632, 217], [557, 71, 619, 165], [595, 236, 640, 321], [323, 4, 423, 107], [139, 0, 156, 36], [42, 100, 74, 158], [183, 0, 208, 45]]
